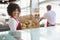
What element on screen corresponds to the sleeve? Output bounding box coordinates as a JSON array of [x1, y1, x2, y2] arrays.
[[9, 19, 17, 31]]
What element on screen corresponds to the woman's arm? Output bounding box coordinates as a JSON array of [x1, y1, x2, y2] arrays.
[[9, 18, 17, 31]]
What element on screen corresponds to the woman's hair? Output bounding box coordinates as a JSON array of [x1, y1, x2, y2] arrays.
[[7, 3, 21, 17]]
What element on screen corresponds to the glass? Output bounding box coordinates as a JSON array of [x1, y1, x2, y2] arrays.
[[0, 26, 60, 40]]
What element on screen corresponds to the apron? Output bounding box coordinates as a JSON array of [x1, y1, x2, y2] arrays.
[[16, 22, 21, 30], [14, 18, 21, 30], [47, 22, 55, 27]]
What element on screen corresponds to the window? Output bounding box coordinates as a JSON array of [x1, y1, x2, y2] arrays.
[[40, 1, 60, 25]]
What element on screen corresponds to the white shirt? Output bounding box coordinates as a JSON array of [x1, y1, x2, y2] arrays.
[[8, 18, 18, 31], [43, 10, 56, 25]]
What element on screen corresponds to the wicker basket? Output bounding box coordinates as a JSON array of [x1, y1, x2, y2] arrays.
[[19, 15, 40, 29]]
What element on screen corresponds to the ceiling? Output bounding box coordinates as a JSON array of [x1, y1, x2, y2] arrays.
[[0, 0, 18, 4]]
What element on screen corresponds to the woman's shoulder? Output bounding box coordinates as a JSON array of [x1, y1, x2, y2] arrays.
[[8, 18, 18, 26], [9, 18, 17, 23], [9, 18, 15, 21]]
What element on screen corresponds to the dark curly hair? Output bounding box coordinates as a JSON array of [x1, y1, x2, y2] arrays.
[[46, 5, 51, 10], [7, 3, 21, 17]]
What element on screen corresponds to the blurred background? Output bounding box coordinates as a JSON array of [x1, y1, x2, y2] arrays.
[[0, 0, 60, 40], [0, 0, 60, 31]]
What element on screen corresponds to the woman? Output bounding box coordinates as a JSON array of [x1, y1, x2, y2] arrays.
[[7, 3, 21, 31]]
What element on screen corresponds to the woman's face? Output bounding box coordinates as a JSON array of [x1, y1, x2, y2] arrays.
[[12, 9, 20, 18]]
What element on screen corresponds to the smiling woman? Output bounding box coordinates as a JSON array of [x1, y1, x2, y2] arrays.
[[7, 3, 21, 31]]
